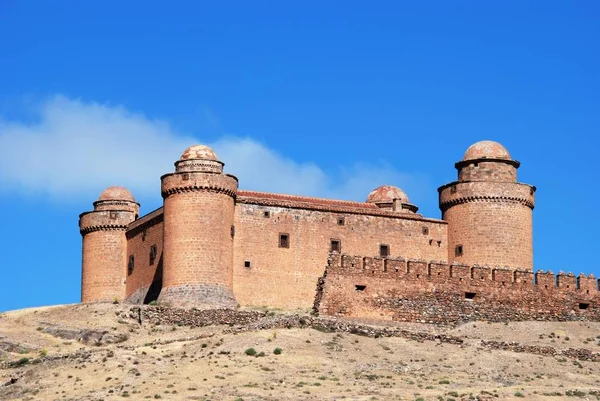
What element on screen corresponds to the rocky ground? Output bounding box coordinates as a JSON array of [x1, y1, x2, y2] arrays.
[[0, 303, 599, 400]]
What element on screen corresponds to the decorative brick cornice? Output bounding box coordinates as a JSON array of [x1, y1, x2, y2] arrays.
[[80, 224, 129, 235], [161, 185, 237, 199], [440, 195, 535, 211]]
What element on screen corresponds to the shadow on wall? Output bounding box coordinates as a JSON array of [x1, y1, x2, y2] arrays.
[[143, 254, 163, 304]]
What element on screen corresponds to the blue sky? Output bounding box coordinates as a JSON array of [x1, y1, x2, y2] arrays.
[[0, 1, 598, 312]]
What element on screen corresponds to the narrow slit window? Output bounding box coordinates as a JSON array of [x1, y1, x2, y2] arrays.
[[279, 233, 289, 248], [455, 245, 464, 257], [379, 244, 390, 258], [330, 239, 341, 253], [355, 285, 366, 291], [422, 226, 429, 235], [128, 255, 135, 276], [149, 245, 157, 265]]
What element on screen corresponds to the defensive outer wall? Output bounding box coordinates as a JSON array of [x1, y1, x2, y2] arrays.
[[315, 253, 599, 325], [79, 140, 600, 324]]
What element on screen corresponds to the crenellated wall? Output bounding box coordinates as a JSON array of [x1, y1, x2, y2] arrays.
[[316, 252, 599, 325]]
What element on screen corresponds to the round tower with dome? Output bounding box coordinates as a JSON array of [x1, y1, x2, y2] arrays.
[[79, 186, 140, 302], [438, 141, 536, 269], [158, 145, 239, 308]]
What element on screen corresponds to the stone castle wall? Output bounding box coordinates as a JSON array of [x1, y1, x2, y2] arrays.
[[231, 192, 447, 309], [316, 253, 599, 325], [124, 208, 164, 304]]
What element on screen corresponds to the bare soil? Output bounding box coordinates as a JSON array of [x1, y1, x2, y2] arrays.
[[0, 303, 598, 400]]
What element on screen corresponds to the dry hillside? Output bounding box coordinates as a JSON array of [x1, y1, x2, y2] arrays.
[[0, 304, 599, 401]]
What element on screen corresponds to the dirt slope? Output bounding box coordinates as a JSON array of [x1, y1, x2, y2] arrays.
[[0, 304, 599, 401]]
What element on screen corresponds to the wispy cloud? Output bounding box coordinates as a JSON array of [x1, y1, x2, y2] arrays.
[[0, 96, 431, 207]]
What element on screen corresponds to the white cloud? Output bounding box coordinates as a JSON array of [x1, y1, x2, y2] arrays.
[[0, 96, 432, 208]]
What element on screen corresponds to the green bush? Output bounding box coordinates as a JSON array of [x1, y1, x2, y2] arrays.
[[514, 392, 525, 397], [273, 347, 282, 355], [244, 348, 257, 356]]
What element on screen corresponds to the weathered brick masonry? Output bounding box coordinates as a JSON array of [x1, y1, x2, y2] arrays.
[[316, 253, 599, 325], [78, 140, 599, 323]]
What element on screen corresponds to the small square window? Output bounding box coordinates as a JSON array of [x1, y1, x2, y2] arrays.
[[455, 245, 463, 257], [579, 303, 590, 310], [422, 226, 429, 235], [128, 255, 135, 276], [182, 173, 190, 181], [109, 211, 118, 220], [330, 239, 341, 253], [379, 244, 390, 258], [149, 245, 157, 265], [244, 260, 251, 268], [279, 233, 289, 248], [465, 292, 476, 299], [355, 285, 366, 291], [337, 217, 345, 226], [264, 211, 270, 218]]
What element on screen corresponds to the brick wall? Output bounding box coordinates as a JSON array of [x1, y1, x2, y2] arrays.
[[317, 253, 599, 324], [124, 208, 164, 303], [232, 196, 447, 309]]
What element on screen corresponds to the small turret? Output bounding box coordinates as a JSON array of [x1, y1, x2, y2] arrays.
[[158, 145, 238, 308], [80, 187, 139, 302], [438, 141, 536, 269], [366, 185, 418, 213]]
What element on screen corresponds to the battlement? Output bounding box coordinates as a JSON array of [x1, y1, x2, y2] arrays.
[[317, 252, 599, 325], [326, 252, 598, 293]]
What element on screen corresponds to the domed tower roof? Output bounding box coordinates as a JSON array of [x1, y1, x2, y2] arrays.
[[98, 186, 136, 202], [175, 144, 224, 173], [367, 185, 409, 204], [463, 140, 511, 161], [180, 145, 219, 162], [366, 185, 418, 213]]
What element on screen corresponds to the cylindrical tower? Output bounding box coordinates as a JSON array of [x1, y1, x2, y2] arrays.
[[80, 187, 139, 302], [158, 145, 238, 308], [438, 141, 536, 269]]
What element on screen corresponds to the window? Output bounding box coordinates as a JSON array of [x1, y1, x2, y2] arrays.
[[465, 292, 476, 300], [330, 239, 341, 253], [455, 245, 464, 257], [422, 226, 429, 235], [182, 173, 190, 181], [109, 211, 118, 220], [128, 255, 135, 276], [337, 217, 345, 226], [451, 185, 457, 193], [355, 285, 366, 291], [263, 211, 270, 218], [230, 225, 235, 238], [279, 233, 289, 248], [379, 244, 390, 258], [149, 245, 157, 265], [142, 229, 147, 241], [244, 260, 251, 268], [579, 303, 590, 310]]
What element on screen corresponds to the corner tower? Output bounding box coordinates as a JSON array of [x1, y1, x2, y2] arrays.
[[158, 145, 238, 308], [80, 187, 139, 302], [438, 141, 536, 269]]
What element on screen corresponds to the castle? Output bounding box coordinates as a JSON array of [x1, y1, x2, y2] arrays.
[[79, 140, 599, 323]]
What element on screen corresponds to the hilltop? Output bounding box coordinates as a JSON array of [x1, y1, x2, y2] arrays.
[[0, 304, 599, 400]]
